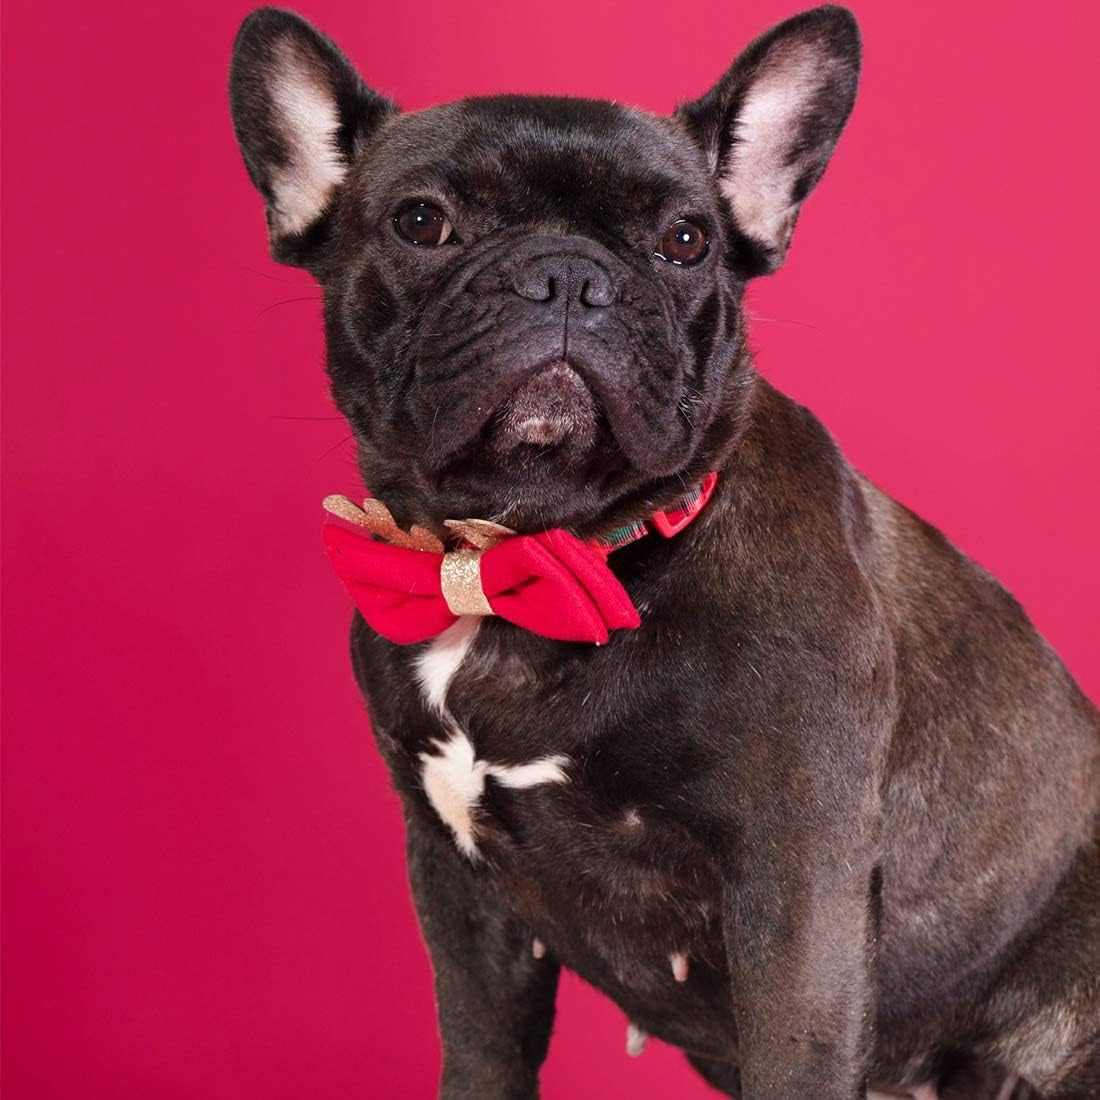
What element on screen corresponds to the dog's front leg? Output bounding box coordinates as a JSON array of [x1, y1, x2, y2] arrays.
[[405, 809, 559, 1100], [724, 809, 879, 1100], [717, 692, 886, 1100]]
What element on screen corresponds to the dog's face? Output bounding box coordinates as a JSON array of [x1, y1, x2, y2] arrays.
[[231, 6, 859, 533]]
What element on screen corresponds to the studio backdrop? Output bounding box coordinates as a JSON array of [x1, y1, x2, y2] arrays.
[[3, 1, 1097, 1097]]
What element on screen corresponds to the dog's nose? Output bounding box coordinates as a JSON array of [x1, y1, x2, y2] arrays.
[[511, 253, 617, 308]]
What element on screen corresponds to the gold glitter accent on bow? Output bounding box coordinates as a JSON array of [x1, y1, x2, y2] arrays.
[[444, 518, 515, 550], [322, 495, 443, 553], [440, 550, 494, 617]]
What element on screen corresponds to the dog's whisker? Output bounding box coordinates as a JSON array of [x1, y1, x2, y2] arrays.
[[316, 429, 364, 462], [744, 310, 824, 333], [243, 265, 298, 284], [255, 295, 324, 319]]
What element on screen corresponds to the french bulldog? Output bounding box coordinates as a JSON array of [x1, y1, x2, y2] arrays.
[[229, 6, 1099, 1098]]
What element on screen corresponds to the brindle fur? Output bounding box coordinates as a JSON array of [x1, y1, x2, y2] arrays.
[[230, 6, 1100, 1097]]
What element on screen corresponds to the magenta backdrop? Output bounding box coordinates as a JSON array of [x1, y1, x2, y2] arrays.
[[3, 1, 1098, 1097]]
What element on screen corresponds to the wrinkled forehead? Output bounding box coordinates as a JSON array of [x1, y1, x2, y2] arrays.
[[357, 96, 712, 224]]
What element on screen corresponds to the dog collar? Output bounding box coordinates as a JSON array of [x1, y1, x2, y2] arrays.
[[320, 472, 718, 645], [596, 471, 719, 553]]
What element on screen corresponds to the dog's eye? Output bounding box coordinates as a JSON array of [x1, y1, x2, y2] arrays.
[[655, 220, 708, 266], [394, 204, 454, 246]]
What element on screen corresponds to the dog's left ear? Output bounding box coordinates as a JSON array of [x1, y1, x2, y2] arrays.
[[678, 5, 860, 275]]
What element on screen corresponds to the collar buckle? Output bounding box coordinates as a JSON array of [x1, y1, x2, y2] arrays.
[[648, 471, 719, 539]]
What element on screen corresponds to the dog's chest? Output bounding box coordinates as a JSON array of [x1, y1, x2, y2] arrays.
[[405, 620, 730, 1004]]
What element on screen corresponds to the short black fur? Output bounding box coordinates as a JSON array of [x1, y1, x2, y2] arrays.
[[230, 7, 1100, 1098]]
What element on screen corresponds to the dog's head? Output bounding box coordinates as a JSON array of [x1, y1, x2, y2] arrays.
[[230, 6, 859, 533]]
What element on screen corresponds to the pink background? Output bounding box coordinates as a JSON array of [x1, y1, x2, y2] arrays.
[[3, 1, 1097, 1097]]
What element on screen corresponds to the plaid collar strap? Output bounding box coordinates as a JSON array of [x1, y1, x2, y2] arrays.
[[596, 472, 719, 553]]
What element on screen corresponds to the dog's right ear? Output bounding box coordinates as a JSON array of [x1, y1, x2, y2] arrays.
[[677, 6, 859, 276], [229, 8, 396, 269]]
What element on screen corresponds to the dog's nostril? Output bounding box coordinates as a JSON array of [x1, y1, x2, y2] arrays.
[[513, 269, 555, 303], [511, 253, 617, 307], [580, 277, 614, 308]]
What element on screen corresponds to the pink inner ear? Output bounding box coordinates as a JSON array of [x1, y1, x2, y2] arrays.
[[722, 45, 834, 250], [265, 39, 347, 236]]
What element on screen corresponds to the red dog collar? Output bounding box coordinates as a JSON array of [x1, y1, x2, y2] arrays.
[[322, 473, 718, 645], [596, 471, 719, 552]]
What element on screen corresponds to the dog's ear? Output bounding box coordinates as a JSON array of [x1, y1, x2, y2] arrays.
[[229, 8, 396, 269], [677, 5, 860, 276]]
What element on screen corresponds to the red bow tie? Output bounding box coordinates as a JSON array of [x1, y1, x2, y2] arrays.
[[322, 473, 717, 646]]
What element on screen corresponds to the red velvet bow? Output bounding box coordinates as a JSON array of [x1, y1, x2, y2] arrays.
[[323, 522, 641, 646]]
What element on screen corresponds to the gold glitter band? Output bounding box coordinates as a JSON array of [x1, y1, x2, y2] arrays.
[[440, 550, 494, 617]]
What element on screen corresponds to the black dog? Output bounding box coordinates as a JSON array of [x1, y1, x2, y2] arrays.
[[230, 7, 1099, 1097]]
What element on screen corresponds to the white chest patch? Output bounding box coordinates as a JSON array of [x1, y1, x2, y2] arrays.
[[414, 619, 570, 858], [419, 730, 489, 858], [414, 618, 481, 713], [419, 730, 569, 859]]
